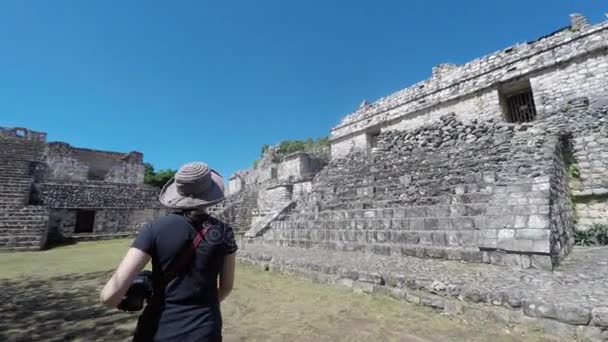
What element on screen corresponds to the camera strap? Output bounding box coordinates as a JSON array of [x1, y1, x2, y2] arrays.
[[158, 218, 213, 292]]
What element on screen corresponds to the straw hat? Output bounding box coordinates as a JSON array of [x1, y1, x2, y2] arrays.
[[159, 162, 225, 209]]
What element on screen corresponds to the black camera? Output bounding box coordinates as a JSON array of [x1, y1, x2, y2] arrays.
[[117, 270, 154, 312]]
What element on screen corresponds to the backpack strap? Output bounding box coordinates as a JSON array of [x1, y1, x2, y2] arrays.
[[158, 219, 212, 291]]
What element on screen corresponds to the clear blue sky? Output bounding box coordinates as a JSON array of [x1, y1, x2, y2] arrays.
[[1, 1, 605, 178]]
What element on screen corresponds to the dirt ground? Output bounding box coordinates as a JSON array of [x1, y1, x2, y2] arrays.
[[0, 240, 564, 342]]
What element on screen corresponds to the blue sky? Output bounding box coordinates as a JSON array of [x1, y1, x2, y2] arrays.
[[1, 1, 605, 178]]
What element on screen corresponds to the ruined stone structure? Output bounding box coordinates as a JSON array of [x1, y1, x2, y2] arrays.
[[233, 14, 608, 337], [222, 145, 328, 236], [239, 13, 608, 269], [0, 127, 165, 250]]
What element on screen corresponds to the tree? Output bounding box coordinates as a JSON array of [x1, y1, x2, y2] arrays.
[[144, 162, 177, 188]]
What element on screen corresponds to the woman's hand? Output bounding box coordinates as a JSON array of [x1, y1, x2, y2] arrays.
[[100, 247, 151, 308]]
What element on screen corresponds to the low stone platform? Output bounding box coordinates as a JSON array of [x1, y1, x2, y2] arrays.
[[238, 243, 608, 340]]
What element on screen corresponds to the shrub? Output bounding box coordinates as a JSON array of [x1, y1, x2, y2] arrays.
[[574, 224, 608, 246], [568, 164, 580, 179], [144, 163, 177, 188]]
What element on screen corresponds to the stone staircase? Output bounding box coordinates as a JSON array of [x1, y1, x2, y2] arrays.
[[253, 115, 567, 268], [0, 133, 50, 251]]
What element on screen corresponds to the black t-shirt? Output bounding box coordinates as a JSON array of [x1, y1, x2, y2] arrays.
[[131, 213, 237, 342]]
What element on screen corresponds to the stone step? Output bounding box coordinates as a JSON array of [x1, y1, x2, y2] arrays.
[[0, 199, 27, 205], [0, 214, 49, 219], [0, 234, 43, 243], [257, 238, 483, 262], [66, 232, 135, 242], [267, 227, 479, 247], [0, 245, 40, 252]]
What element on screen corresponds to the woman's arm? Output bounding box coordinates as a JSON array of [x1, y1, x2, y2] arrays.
[[99, 247, 151, 307], [218, 253, 236, 302]]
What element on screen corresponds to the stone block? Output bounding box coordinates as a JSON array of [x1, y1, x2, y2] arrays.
[[523, 300, 557, 320], [364, 210, 377, 219], [425, 247, 447, 259], [575, 326, 605, 342], [498, 238, 533, 252], [419, 232, 433, 245], [487, 215, 514, 229], [515, 228, 550, 240], [406, 293, 421, 305], [452, 217, 475, 230], [449, 205, 466, 216], [531, 240, 551, 254], [445, 249, 463, 260], [528, 215, 550, 229], [461, 250, 482, 263], [443, 301, 465, 315], [532, 183, 550, 191], [426, 205, 450, 217], [431, 232, 447, 246], [552, 304, 592, 325], [424, 218, 440, 230], [497, 229, 515, 241], [490, 251, 521, 267], [409, 218, 425, 230], [514, 215, 528, 228], [404, 207, 427, 218], [336, 278, 354, 289], [530, 255, 553, 270], [591, 307, 608, 327], [399, 174, 412, 186]]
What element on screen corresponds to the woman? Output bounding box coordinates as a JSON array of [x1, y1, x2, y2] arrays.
[[100, 162, 237, 341]]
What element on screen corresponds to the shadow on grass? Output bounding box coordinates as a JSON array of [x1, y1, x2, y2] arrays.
[[0, 271, 137, 342]]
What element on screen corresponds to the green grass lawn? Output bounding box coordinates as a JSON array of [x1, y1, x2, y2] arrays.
[[0, 240, 563, 342]]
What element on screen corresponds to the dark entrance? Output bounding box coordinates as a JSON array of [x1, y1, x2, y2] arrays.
[[75, 210, 96, 233], [500, 79, 538, 123], [505, 89, 537, 123]]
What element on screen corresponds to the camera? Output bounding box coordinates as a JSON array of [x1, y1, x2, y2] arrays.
[[117, 270, 154, 312]]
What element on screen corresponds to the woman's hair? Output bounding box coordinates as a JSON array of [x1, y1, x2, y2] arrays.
[[180, 207, 208, 226]]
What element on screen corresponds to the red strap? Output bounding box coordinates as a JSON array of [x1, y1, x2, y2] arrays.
[[192, 225, 210, 249], [159, 220, 212, 290]]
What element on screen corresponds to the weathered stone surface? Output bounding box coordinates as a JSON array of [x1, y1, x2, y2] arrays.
[[591, 307, 608, 327], [239, 242, 608, 328]]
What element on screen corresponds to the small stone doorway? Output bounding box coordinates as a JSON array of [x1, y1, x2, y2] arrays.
[[75, 210, 96, 233]]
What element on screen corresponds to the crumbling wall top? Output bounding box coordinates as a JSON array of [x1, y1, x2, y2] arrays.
[[331, 14, 607, 138], [0, 126, 47, 142]]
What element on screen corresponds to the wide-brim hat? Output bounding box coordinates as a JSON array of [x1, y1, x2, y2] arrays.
[[159, 161, 225, 209]]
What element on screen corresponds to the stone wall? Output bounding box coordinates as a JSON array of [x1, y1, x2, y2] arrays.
[[47, 207, 167, 240], [330, 16, 608, 158], [228, 173, 245, 195], [37, 182, 161, 208], [218, 187, 258, 234], [277, 152, 326, 182], [0, 127, 47, 142], [292, 181, 312, 201], [257, 185, 293, 212], [568, 100, 608, 230], [42, 142, 145, 184], [530, 50, 608, 116]]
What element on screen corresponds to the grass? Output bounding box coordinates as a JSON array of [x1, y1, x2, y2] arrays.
[[0, 240, 564, 342]]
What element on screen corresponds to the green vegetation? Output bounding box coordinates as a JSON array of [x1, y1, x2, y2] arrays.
[[253, 136, 329, 168], [0, 240, 558, 341], [144, 162, 176, 188], [276, 136, 328, 156], [574, 223, 608, 246], [567, 164, 580, 179]]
